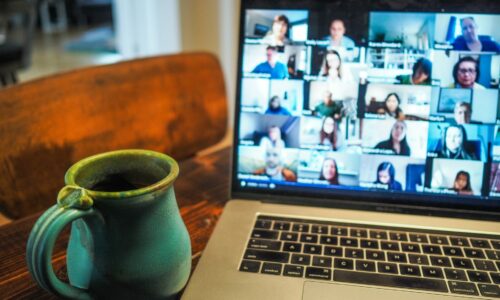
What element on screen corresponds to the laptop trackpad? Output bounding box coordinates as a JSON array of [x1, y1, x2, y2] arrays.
[[303, 281, 468, 300]]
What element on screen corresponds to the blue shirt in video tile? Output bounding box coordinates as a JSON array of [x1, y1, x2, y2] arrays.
[[252, 61, 289, 79]]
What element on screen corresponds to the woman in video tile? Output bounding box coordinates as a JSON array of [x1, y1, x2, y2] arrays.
[[375, 121, 411, 156], [319, 158, 339, 185], [450, 170, 473, 195], [374, 162, 402, 191], [319, 49, 355, 97], [452, 17, 500, 53], [437, 125, 477, 160], [319, 116, 339, 150], [396, 58, 432, 85], [259, 126, 285, 149], [265, 95, 291, 116], [262, 15, 290, 46], [451, 56, 485, 89], [382, 93, 405, 120]]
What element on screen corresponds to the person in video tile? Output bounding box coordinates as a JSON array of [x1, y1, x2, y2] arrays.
[[253, 147, 296, 181], [314, 90, 342, 118], [259, 126, 285, 149], [326, 19, 355, 49], [450, 170, 473, 195], [452, 17, 500, 53], [437, 125, 477, 160], [374, 162, 402, 191], [383, 93, 404, 120], [396, 58, 432, 85], [252, 46, 289, 79], [319, 158, 339, 185], [375, 121, 411, 156], [319, 116, 339, 150], [319, 49, 355, 99], [450, 57, 485, 89], [265, 95, 291, 116], [453, 102, 472, 124], [262, 15, 290, 46]]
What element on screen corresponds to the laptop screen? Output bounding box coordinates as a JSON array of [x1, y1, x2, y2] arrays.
[[233, 0, 500, 213]]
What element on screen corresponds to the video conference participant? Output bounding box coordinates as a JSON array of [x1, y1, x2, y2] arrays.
[[374, 162, 402, 191], [437, 125, 478, 160], [259, 126, 285, 149], [453, 101, 472, 124], [375, 121, 411, 156], [265, 96, 291, 116], [262, 15, 290, 46], [324, 19, 355, 48], [396, 58, 433, 85], [314, 90, 343, 118], [252, 46, 289, 79], [451, 170, 473, 195], [382, 93, 404, 120], [319, 158, 339, 185], [319, 116, 340, 150], [452, 17, 500, 52], [318, 49, 356, 99], [253, 147, 297, 181], [450, 57, 485, 89]]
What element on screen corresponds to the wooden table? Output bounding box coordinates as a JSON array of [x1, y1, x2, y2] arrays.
[[0, 147, 231, 299]]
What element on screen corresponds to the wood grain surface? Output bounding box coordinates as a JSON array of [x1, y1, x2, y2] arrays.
[[0, 52, 227, 219], [0, 147, 231, 299]]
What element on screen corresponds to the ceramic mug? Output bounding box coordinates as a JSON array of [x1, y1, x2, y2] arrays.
[[26, 149, 191, 299]]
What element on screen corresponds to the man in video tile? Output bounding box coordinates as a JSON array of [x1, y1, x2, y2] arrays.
[[253, 147, 297, 181], [252, 46, 289, 79], [452, 17, 500, 52], [325, 19, 355, 49], [314, 90, 342, 118]]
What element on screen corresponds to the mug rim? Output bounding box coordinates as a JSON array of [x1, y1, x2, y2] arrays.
[[64, 149, 179, 199]]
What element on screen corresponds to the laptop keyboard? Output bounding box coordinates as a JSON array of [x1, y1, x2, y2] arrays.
[[239, 215, 500, 298]]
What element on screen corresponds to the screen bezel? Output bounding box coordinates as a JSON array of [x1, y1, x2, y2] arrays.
[[231, 0, 500, 220]]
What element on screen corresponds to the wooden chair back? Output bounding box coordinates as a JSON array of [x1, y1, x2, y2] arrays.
[[0, 52, 227, 219]]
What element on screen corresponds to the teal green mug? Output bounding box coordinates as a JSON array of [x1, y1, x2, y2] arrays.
[[26, 149, 191, 299]]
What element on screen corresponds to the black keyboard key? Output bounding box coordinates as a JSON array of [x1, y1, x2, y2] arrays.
[[283, 242, 301, 253], [283, 265, 304, 278], [273, 221, 290, 231], [467, 270, 491, 283], [239, 260, 261, 273], [303, 244, 322, 255], [370, 230, 388, 240], [300, 234, 318, 244], [474, 259, 496, 271], [261, 262, 282, 275], [319, 235, 338, 245], [422, 245, 442, 255], [464, 248, 485, 258], [244, 249, 289, 263], [324, 246, 343, 257], [334, 258, 354, 270], [471, 239, 490, 249], [409, 234, 428, 244], [366, 250, 385, 261], [389, 232, 408, 241], [356, 260, 376, 272], [444, 268, 467, 281], [401, 243, 420, 253], [305, 267, 331, 280], [350, 228, 368, 238], [409, 254, 429, 265], [442, 246, 463, 257], [280, 232, 298, 242], [252, 229, 279, 240], [360, 239, 379, 249], [331, 226, 348, 236], [448, 281, 479, 296], [312, 256, 332, 268], [422, 266, 444, 279], [429, 236, 449, 245], [430, 256, 451, 267], [291, 254, 310, 265], [492, 240, 500, 250], [478, 284, 500, 298], [485, 250, 500, 260], [400, 264, 421, 276], [381, 241, 400, 251], [490, 272, 500, 284], [334, 270, 448, 293], [378, 262, 398, 274], [248, 239, 282, 251], [311, 225, 328, 234], [254, 219, 271, 229], [340, 237, 358, 247], [450, 237, 470, 247], [452, 258, 474, 269], [292, 223, 309, 233], [345, 248, 364, 259], [387, 252, 407, 263]]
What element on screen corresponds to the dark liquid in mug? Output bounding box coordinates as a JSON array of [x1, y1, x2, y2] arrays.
[[91, 173, 153, 192]]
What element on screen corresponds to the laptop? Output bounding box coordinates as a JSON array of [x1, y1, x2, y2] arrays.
[[183, 0, 500, 299]]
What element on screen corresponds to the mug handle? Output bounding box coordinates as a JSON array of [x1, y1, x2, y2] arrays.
[[26, 186, 100, 299]]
